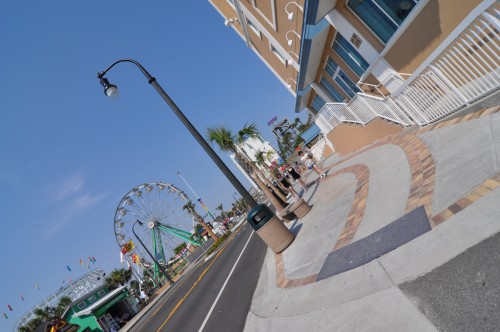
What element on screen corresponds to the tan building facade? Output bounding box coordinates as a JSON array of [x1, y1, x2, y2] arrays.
[[210, 0, 499, 155]]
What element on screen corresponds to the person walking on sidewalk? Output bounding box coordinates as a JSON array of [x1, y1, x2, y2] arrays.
[[277, 172, 299, 199], [298, 150, 327, 179], [285, 163, 307, 192]]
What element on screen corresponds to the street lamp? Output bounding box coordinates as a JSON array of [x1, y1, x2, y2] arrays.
[[132, 220, 173, 285], [97, 59, 257, 207]]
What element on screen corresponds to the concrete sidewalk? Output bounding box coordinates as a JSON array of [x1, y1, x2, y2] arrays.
[[244, 106, 500, 332]]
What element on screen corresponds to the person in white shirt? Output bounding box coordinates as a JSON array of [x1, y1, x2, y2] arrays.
[[298, 151, 327, 179]]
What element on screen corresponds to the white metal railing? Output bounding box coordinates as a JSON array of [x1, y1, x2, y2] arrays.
[[392, 3, 500, 125], [315, 2, 499, 131]]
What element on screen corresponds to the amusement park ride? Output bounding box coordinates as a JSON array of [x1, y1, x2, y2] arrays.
[[114, 182, 209, 285]]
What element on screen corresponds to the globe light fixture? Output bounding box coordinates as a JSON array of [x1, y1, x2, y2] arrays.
[[99, 78, 119, 98]]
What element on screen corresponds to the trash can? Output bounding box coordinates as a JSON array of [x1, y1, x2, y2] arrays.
[[247, 204, 294, 254]]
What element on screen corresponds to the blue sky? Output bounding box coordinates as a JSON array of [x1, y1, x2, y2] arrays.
[[0, 1, 304, 329]]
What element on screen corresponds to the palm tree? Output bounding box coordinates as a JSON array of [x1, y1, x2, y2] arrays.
[[129, 280, 140, 294], [207, 124, 286, 212], [105, 268, 132, 289], [22, 296, 72, 332], [216, 203, 225, 218], [254, 150, 287, 202], [237, 124, 288, 203], [182, 201, 218, 240], [54, 296, 72, 318]]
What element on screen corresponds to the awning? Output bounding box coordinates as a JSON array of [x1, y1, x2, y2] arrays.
[[73, 286, 127, 317], [300, 124, 321, 145]]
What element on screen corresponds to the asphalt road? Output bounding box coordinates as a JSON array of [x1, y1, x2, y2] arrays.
[[130, 223, 267, 332]]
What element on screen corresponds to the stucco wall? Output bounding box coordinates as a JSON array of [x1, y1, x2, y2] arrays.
[[326, 119, 402, 155]]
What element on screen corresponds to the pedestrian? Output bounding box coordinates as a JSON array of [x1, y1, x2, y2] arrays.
[[276, 173, 299, 198], [285, 163, 307, 191], [140, 289, 149, 304], [298, 151, 327, 179]]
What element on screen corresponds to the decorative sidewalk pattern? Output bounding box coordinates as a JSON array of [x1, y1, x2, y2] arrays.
[[275, 106, 500, 289]]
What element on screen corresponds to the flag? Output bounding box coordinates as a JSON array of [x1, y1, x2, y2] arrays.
[[3, 313, 7, 319], [20, 294, 24, 302], [68, 278, 72, 283], [121, 240, 135, 254], [79, 259, 84, 265], [35, 283, 40, 290], [92, 256, 96, 262], [132, 254, 140, 264], [66, 265, 71, 272], [7, 305, 12, 311], [87, 264, 90, 269], [120, 252, 124, 264]]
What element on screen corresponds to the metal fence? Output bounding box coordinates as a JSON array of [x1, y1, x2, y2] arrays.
[[393, 4, 500, 125], [315, 2, 499, 132]]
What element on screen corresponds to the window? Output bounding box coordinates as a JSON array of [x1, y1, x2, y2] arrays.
[[332, 33, 369, 77], [77, 302, 86, 309], [246, 19, 261, 37], [88, 295, 96, 303], [320, 77, 344, 102], [325, 58, 361, 98], [311, 95, 326, 113], [271, 44, 286, 64], [347, 0, 417, 43]]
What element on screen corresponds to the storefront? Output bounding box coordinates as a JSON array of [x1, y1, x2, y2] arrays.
[[63, 286, 139, 332]]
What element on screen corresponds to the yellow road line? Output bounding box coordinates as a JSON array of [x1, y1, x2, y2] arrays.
[[155, 227, 244, 331]]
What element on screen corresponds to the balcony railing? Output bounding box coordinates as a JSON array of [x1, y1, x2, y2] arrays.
[[315, 1, 499, 132]]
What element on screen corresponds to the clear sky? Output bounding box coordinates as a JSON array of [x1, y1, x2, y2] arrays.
[[0, 1, 305, 329]]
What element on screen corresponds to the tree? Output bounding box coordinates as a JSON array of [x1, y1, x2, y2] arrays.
[[216, 203, 225, 218], [174, 242, 187, 255], [207, 124, 286, 212], [129, 280, 140, 294], [20, 296, 72, 332], [105, 268, 132, 289], [254, 150, 287, 202], [182, 201, 218, 240]]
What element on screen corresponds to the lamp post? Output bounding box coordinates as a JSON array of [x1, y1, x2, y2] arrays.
[[97, 59, 257, 208], [132, 220, 173, 285]]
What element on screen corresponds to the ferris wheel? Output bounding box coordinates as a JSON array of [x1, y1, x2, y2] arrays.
[[114, 181, 202, 283]]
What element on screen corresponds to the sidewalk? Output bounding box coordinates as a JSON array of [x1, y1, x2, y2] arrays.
[[244, 106, 500, 332]]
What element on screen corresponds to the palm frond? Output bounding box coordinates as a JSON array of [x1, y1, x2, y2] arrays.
[[206, 125, 236, 152]]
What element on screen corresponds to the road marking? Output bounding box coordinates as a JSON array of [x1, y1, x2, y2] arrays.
[[155, 227, 246, 331], [198, 230, 254, 332]]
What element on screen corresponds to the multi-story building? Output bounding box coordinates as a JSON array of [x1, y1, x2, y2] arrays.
[[210, 0, 499, 156]]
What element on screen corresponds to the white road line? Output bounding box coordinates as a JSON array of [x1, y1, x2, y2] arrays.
[[198, 229, 254, 332]]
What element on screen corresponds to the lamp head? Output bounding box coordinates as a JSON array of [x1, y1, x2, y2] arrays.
[[287, 84, 292, 89], [288, 12, 294, 20], [287, 39, 293, 47], [136, 219, 143, 226], [224, 19, 231, 26], [99, 78, 119, 99]]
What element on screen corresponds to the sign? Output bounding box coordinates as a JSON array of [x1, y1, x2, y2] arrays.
[[267, 116, 278, 126], [350, 33, 362, 48]]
